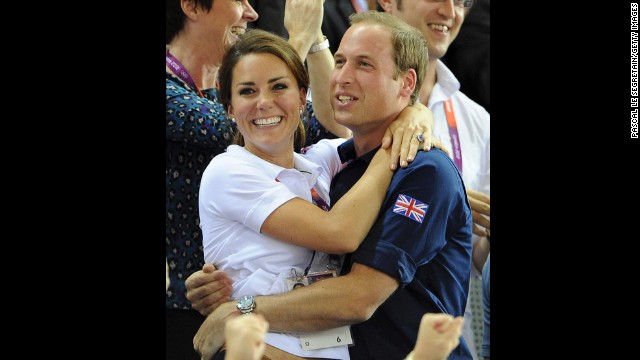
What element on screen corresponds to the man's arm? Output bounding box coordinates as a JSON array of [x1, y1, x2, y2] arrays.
[[257, 263, 398, 332], [193, 263, 398, 357]]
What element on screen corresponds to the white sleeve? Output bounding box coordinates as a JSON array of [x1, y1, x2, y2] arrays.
[[302, 138, 346, 179], [199, 154, 298, 233]]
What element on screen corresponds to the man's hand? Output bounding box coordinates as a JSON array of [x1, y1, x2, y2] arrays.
[[224, 314, 269, 360], [193, 301, 239, 360], [466, 189, 490, 237], [185, 264, 233, 316]]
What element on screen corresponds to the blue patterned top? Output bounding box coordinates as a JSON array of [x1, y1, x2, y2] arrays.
[[166, 72, 336, 309]]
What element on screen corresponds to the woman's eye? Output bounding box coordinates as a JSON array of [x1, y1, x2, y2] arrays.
[[238, 88, 254, 95]]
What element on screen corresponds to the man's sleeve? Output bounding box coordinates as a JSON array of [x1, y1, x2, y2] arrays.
[[350, 150, 470, 285]]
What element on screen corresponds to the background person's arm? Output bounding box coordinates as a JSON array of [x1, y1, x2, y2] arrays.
[[285, 0, 349, 138]]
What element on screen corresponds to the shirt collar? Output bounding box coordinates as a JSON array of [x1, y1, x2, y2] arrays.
[[429, 60, 461, 107], [226, 145, 322, 188], [336, 138, 380, 165], [289, 152, 323, 187]]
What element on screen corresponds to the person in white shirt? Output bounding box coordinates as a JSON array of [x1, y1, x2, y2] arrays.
[[198, 28, 433, 359]]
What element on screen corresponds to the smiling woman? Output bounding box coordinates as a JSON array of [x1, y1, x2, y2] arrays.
[[198, 29, 399, 359], [218, 30, 311, 160], [228, 51, 307, 164], [165, 1, 342, 359], [166, 2, 436, 359], [193, 22, 465, 360]]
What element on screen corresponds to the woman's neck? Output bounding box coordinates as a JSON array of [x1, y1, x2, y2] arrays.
[[166, 38, 219, 90], [244, 144, 295, 169]]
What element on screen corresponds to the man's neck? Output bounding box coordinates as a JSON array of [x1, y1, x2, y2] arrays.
[[350, 119, 396, 158], [418, 58, 438, 106], [166, 38, 219, 90], [352, 135, 383, 159]]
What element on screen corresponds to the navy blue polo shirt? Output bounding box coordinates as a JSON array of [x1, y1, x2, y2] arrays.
[[330, 139, 473, 360]]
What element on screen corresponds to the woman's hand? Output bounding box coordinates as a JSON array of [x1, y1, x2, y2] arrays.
[[382, 102, 450, 169]]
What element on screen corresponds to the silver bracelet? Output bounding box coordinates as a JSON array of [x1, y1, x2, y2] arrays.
[[309, 36, 330, 54]]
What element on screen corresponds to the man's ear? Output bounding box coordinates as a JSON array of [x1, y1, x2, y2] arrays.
[[377, 0, 393, 13], [400, 69, 417, 99]]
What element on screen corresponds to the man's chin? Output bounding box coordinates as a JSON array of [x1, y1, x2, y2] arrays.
[[334, 113, 352, 126]]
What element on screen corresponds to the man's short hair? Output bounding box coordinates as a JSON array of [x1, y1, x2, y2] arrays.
[[349, 11, 428, 105]]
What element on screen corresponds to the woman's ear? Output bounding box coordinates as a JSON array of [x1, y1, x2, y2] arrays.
[[299, 88, 307, 109], [228, 106, 236, 121], [181, 0, 199, 21]]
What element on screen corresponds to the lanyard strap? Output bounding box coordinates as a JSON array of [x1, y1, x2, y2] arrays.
[[444, 99, 463, 173], [166, 49, 205, 98], [274, 178, 330, 211], [306, 188, 331, 274], [310, 188, 330, 211]]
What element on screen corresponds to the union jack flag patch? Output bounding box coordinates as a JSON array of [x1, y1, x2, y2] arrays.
[[393, 194, 428, 223]]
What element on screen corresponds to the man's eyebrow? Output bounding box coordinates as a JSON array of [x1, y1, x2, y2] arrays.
[[334, 53, 375, 61]]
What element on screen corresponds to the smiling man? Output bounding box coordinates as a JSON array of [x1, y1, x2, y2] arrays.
[[378, 2, 491, 357], [193, 11, 473, 360]]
